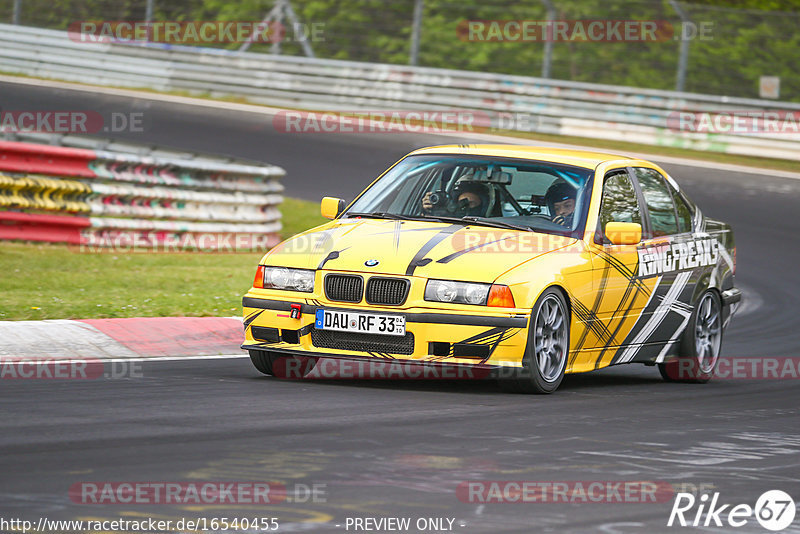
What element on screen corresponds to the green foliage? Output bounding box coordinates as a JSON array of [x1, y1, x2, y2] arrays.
[[204, 0, 800, 100], [10, 0, 800, 100]]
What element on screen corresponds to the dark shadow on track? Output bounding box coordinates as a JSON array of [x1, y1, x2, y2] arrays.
[[245, 364, 668, 395]]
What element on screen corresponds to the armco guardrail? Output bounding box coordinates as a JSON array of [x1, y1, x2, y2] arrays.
[[0, 132, 285, 250], [1, 24, 800, 161]]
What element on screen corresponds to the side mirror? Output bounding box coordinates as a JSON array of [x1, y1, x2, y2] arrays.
[[605, 222, 642, 246], [321, 197, 345, 219]]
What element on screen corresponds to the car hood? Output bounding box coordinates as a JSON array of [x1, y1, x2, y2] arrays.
[[264, 219, 576, 282]]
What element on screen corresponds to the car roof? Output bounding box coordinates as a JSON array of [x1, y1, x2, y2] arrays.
[[408, 144, 635, 169]]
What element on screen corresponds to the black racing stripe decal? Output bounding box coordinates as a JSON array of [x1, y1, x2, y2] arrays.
[[318, 247, 350, 270], [603, 274, 640, 338], [570, 297, 613, 354], [581, 249, 656, 369], [595, 248, 635, 276], [435, 236, 514, 264], [597, 277, 655, 368], [427, 327, 517, 362], [597, 292, 642, 367], [243, 310, 264, 329], [485, 328, 517, 363], [405, 224, 463, 276], [572, 259, 612, 357], [318, 250, 339, 269], [572, 249, 642, 367], [597, 249, 644, 288], [575, 296, 613, 345], [456, 326, 509, 345], [612, 272, 689, 363], [596, 249, 650, 296]]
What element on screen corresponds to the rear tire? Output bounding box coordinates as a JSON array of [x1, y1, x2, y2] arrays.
[[658, 290, 722, 383], [249, 350, 317, 379], [499, 288, 569, 394]]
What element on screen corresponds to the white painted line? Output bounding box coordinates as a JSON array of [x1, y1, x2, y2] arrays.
[[3, 74, 800, 181]]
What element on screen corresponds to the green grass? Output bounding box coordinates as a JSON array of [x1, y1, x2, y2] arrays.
[[0, 197, 327, 321], [280, 197, 327, 240]]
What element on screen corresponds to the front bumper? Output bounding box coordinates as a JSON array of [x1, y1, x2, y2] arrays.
[[241, 295, 530, 368]]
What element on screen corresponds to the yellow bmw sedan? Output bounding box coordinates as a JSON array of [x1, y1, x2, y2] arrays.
[[241, 145, 740, 393]]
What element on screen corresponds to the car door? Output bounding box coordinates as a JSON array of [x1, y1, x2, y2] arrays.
[[582, 169, 653, 367], [623, 166, 699, 349]]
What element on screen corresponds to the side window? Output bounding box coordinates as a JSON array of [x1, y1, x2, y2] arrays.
[[597, 171, 641, 243], [634, 168, 679, 237], [673, 193, 693, 233]]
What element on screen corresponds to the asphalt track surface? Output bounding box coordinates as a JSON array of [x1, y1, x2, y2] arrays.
[[1, 81, 800, 533]]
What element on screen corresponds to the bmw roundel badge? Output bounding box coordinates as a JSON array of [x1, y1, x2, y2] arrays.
[[364, 259, 379, 267]]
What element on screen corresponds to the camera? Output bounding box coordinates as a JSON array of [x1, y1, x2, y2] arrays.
[[428, 190, 449, 207]]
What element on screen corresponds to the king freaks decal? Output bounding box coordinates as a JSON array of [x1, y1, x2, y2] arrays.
[[637, 238, 719, 278]]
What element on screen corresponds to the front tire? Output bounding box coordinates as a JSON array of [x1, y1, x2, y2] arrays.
[[500, 288, 569, 394], [658, 290, 722, 383], [249, 350, 317, 379]]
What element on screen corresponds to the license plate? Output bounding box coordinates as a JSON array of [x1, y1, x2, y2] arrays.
[[315, 309, 406, 336]]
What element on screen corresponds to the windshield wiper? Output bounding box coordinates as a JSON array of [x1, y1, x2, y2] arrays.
[[415, 214, 532, 231], [347, 212, 533, 232], [461, 216, 532, 232], [345, 212, 419, 221]]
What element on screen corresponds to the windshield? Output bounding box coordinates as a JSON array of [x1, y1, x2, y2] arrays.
[[343, 154, 594, 237]]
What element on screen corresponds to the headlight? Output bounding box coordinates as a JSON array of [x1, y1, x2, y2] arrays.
[[425, 279, 491, 305], [263, 267, 315, 292]]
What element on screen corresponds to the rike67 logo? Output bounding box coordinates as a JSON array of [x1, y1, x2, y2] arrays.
[[668, 490, 796, 531]]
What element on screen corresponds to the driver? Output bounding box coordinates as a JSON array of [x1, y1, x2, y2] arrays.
[[422, 180, 489, 217], [544, 181, 577, 227]]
